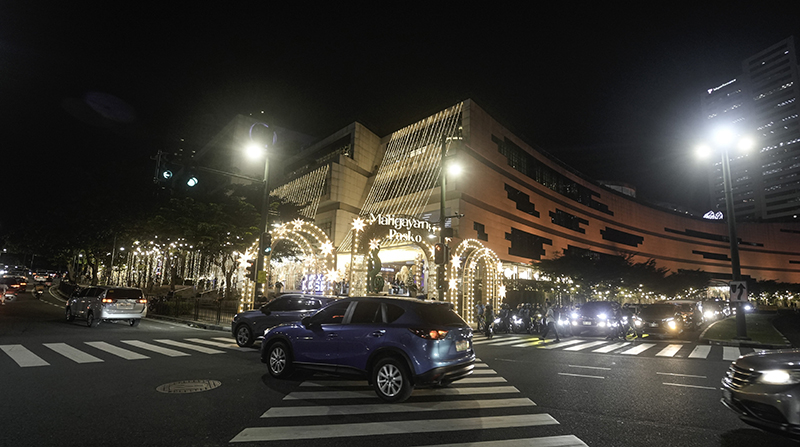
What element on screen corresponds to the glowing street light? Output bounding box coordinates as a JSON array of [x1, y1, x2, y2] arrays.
[[696, 126, 754, 339]]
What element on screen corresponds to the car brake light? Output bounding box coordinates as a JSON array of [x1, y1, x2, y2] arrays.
[[409, 329, 449, 340], [138, 299, 147, 304], [102, 298, 114, 303]]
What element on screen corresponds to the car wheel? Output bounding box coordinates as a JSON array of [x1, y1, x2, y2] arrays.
[[65, 307, 75, 322], [86, 312, 99, 328], [267, 342, 292, 378], [129, 318, 140, 327], [235, 324, 254, 347], [372, 357, 413, 403]]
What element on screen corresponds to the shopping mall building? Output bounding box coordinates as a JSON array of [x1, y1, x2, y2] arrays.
[[231, 100, 800, 320]]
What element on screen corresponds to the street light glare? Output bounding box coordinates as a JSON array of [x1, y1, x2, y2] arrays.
[[737, 135, 755, 152], [695, 144, 712, 159], [447, 162, 463, 176], [712, 127, 735, 147], [245, 144, 263, 160]]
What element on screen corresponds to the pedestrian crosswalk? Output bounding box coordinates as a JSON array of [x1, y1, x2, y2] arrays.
[[472, 334, 766, 361], [0, 337, 244, 368], [230, 360, 589, 446]]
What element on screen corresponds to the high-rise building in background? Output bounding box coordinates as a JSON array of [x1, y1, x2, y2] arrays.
[[702, 36, 800, 222]]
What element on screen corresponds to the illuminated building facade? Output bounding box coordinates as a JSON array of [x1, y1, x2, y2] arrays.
[[270, 100, 800, 300], [701, 36, 800, 222]]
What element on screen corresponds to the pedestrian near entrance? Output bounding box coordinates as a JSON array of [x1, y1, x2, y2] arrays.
[[0, 282, 7, 305], [539, 303, 560, 342]]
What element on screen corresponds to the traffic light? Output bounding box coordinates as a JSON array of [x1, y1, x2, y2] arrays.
[[262, 232, 272, 256], [186, 175, 199, 187], [245, 259, 255, 281], [434, 243, 449, 265]]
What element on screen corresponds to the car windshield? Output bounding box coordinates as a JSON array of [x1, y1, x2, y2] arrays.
[[580, 302, 615, 315], [639, 304, 679, 319], [416, 303, 466, 326]]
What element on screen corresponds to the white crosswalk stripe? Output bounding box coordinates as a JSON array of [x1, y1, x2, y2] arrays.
[[592, 342, 630, 353], [564, 341, 608, 351], [655, 344, 683, 357], [86, 341, 150, 360], [44, 343, 104, 363], [120, 340, 190, 357], [154, 339, 225, 354], [723, 346, 743, 361], [232, 366, 588, 446], [0, 344, 50, 367], [689, 345, 712, 359]]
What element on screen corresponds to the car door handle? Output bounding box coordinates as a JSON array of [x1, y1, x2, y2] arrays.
[[327, 333, 338, 338], [370, 330, 385, 337]]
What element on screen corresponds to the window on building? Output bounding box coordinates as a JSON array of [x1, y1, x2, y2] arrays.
[[505, 227, 551, 260], [474, 222, 488, 241], [550, 209, 587, 233], [504, 184, 539, 217]]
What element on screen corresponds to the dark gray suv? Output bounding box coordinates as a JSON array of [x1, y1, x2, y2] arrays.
[[231, 294, 337, 347]]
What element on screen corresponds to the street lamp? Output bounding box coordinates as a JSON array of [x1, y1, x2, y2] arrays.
[[697, 127, 754, 339], [248, 123, 273, 303], [437, 134, 461, 301]]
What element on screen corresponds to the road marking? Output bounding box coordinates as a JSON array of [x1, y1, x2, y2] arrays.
[[511, 339, 546, 347], [0, 344, 50, 367], [568, 364, 611, 371], [120, 340, 190, 357], [471, 369, 499, 375], [592, 342, 630, 353], [558, 372, 605, 379], [44, 343, 103, 363], [723, 347, 742, 361], [85, 342, 150, 360], [299, 376, 506, 387], [688, 345, 711, 359], [155, 339, 225, 354], [185, 338, 248, 350], [473, 337, 527, 345], [619, 343, 656, 355], [418, 435, 589, 447], [284, 385, 521, 400], [231, 414, 558, 442], [657, 372, 707, 379], [262, 397, 536, 417], [538, 339, 584, 349], [490, 338, 538, 346], [655, 344, 683, 357], [564, 341, 608, 351], [663, 382, 717, 390]]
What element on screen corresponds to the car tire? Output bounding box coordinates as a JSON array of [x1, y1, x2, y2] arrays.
[[86, 312, 99, 328], [372, 357, 413, 403], [235, 324, 254, 347], [266, 341, 292, 378], [65, 307, 75, 322], [130, 318, 140, 327]]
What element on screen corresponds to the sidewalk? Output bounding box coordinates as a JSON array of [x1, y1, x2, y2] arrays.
[[699, 309, 796, 349]]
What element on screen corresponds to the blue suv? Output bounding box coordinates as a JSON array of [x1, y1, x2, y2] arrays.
[[260, 296, 475, 402]]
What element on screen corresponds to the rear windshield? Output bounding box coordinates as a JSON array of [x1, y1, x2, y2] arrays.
[[416, 303, 466, 326], [106, 289, 143, 299]]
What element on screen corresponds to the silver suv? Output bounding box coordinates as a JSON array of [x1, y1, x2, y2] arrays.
[[66, 286, 147, 327]]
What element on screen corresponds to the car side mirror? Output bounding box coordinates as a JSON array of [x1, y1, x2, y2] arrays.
[[302, 316, 317, 328]]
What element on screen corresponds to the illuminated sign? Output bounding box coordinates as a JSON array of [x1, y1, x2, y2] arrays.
[[369, 213, 433, 232], [703, 211, 724, 220], [707, 79, 736, 94]]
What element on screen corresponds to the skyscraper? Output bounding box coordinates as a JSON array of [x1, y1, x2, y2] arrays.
[[702, 36, 800, 221]]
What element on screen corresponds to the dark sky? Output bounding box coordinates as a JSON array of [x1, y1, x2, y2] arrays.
[[3, 2, 800, 215]]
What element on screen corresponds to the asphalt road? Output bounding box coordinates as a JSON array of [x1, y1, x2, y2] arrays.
[[2, 289, 798, 446]]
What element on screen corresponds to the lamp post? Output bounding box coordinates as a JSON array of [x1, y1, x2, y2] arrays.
[[437, 134, 462, 302], [247, 123, 273, 303], [698, 128, 753, 339]]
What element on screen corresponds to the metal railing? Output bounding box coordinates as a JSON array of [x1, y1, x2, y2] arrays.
[[146, 296, 243, 326]]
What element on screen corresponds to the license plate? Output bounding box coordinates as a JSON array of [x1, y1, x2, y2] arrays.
[[117, 302, 133, 309], [649, 322, 658, 328], [456, 339, 469, 352], [583, 321, 592, 326]]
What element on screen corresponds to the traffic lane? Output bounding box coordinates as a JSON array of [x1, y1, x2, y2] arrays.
[[2, 328, 283, 447], [476, 344, 798, 447]]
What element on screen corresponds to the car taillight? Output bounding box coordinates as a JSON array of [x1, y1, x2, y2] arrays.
[[138, 299, 147, 304], [102, 298, 114, 303], [409, 329, 449, 340]]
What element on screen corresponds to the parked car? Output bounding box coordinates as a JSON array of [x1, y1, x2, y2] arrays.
[[65, 286, 147, 327], [260, 296, 475, 402], [231, 294, 337, 347], [569, 301, 621, 336], [702, 300, 729, 322], [721, 348, 800, 440], [637, 303, 687, 337], [666, 299, 705, 330]]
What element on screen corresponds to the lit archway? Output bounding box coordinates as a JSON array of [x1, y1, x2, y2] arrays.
[[448, 239, 502, 323]]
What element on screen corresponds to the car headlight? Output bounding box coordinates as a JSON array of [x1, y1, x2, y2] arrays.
[[634, 319, 643, 327], [704, 311, 714, 319], [513, 316, 522, 324], [571, 312, 578, 319], [597, 313, 607, 320], [666, 319, 678, 330], [758, 370, 800, 385]]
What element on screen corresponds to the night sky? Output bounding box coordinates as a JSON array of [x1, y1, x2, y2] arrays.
[[3, 2, 800, 220]]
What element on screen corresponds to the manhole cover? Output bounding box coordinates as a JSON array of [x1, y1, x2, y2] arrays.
[[156, 380, 221, 394]]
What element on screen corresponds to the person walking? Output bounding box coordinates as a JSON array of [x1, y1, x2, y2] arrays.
[[0, 281, 7, 305], [539, 303, 560, 342]]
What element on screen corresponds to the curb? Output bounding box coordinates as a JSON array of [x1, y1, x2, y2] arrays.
[[699, 317, 793, 349], [146, 314, 229, 333]]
